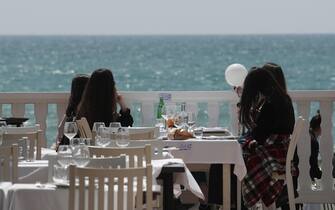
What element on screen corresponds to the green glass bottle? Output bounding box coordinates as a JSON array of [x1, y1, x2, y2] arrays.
[[157, 96, 165, 119]]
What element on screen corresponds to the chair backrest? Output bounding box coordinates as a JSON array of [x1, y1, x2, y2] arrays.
[[128, 127, 159, 140], [286, 116, 306, 210], [86, 155, 126, 168], [128, 140, 164, 160], [89, 145, 152, 168], [2, 124, 42, 160], [76, 117, 93, 139], [47, 155, 126, 182], [0, 144, 19, 183], [68, 164, 153, 210]]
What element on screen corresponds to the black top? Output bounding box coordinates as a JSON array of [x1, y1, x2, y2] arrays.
[[250, 96, 295, 144], [309, 131, 322, 181], [114, 108, 134, 127]]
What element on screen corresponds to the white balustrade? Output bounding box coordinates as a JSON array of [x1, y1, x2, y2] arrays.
[[0, 90, 334, 203]]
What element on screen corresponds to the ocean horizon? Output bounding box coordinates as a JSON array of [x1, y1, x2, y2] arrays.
[[1, 34, 334, 146]]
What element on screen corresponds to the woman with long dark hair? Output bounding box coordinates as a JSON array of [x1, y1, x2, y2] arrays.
[[240, 67, 295, 209], [76, 68, 133, 128], [56, 74, 89, 146]]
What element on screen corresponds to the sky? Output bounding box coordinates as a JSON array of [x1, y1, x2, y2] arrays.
[[0, 0, 334, 35]]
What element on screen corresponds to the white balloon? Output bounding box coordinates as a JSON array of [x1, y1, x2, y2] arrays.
[[225, 64, 248, 87]]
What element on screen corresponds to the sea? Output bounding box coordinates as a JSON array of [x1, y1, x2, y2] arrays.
[[0, 35, 335, 146]]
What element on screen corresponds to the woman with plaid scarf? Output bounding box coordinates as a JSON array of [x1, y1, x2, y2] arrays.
[[239, 67, 295, 209]]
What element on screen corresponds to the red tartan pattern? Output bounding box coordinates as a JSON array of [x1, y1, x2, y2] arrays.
[[242, 134, 290, 208]]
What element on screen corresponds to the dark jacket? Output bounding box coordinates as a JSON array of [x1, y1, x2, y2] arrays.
[[309, 131, 322, 181]]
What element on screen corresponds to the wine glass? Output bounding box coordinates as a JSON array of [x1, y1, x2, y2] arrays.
[[57, 145, 73, 167], [72, 143, 90, 167], [187, 112, 197, 130], [161, 103, 177, 128], [64, 122, 78, 142], [0, 121, 7, 146], [193, 127, 203, 139], [116, 127, 130, 148]]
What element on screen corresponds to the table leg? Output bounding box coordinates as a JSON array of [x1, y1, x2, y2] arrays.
[[237, 179, 241, 210], [162, 173, 174, 210], [223, 164, 231, 210]]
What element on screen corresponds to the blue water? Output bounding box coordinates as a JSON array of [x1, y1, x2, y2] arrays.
[[0, 35, 335, 146]]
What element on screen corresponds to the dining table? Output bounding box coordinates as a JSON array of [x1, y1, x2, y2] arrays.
[[163, 138, 247, 210], [1, 153, 204, 210]]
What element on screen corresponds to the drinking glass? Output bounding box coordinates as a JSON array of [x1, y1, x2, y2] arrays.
[[109, 122, 121, 128], [0, 121, 7, 146], [70, 138, 82, 156], [116, 127, 130, 147], [92, 122, 105, 143], [63, 122, 78, 141], [95, 126, 111, 147], [53, 164, 69, 184], [70, 137, 81, 147], [187, 112, 196, 128], [72, 143, 90, 167], [57, 145, 73, 167], [193, 127, 203, 139], [92, 122, 105, 133]]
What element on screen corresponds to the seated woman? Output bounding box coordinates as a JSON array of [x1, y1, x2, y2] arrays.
[[76, 68, 133, 129], [56, 74, 89, 147], [309, 110, 322, 181], [239, 67, 295, 209]]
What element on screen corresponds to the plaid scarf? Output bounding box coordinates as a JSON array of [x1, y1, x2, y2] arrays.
[[242, 134, 290, 208]]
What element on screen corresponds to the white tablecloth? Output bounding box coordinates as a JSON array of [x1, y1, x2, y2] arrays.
[[2, 158, 204, 210], [163, 139, 247, 180], [152, 158, 204, 200], [0, 182, 12, 210], [18, 160, 49, 183]]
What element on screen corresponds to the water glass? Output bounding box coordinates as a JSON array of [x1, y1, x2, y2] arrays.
[[53, 164, 69, 184], [95, 127, 111, 147], [57, 145, 73, 167], [92, 122, 105, 133], [72, 143, 90, 167], [116, 127, 130, 147], [70, 138, 81, 149], [109, 122, 121, 128], [193, 127, 203, 139], [64, 122, 78, 141]]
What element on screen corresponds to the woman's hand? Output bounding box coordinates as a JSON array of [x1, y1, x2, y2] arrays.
[[248, 140, 258, 152], [117, 94, 128, 112], [233, 86, 243, 97]]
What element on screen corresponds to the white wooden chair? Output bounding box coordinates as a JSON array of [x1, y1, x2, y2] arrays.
[[86, 155, 126, 168], [76, 117, 93, 139], [68, 164, 153, 210], [89, 144, 152, 168], [47, 155, 126, 183], [272, 116, 306, 210], [0, 144, 19, 183], [2, 124, 43, 160]]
